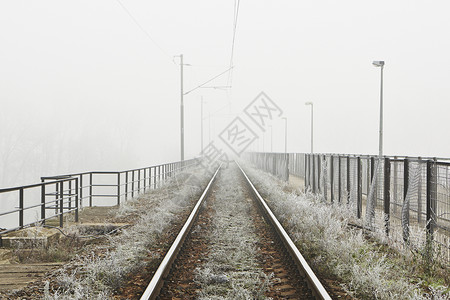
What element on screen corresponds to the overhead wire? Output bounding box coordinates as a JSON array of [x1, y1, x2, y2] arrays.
[[223, 0, 241, 116], [184, 67, 234, 95], [227, 0, 241, 87], [115, 0, 174, 64]]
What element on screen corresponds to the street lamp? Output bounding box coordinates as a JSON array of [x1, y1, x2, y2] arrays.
[[372, 60, 384, 159], [305, 102, 313, 154], [282, 117, 287, 155]]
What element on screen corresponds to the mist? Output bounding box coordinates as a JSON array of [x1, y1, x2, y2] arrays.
[[1, 0, 450, 188]]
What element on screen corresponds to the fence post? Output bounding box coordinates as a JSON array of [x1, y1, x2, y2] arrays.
[[304, 154, 308, 190], [79, 175, 83, 208], [357, 157, 362, 218], [68, 181, 72, 211], [59, 181, 64, 228], [338, 156, 341, 203], [138, 169, 141, 193], [285, 154, 290, 182], [384, 157, 391, 236], [393, 156, 398, 214], [322, 155, 327, 201], [41, 184, 46, 224], [370, 156, 376, 203], [403, 158, 410, 243], [370, 157, 375, 183], [272, 155, 276, 177], [132, 171, 135, 198], [55, 182, 59, 214], [153, 167, 157, 189], [367, 157, 370, 195], [75, 178, 79, 222], [426, 159, 437, 253], [89, 173, 93, 207], [417, 157, 422, 224], [150, 167, 153, 185], [346, 156, 350, 204], [19, 188, 24, 228], [330, 155, 334, 202], [143, 169, 146, 192], [117, 172, 121, 206], [125, 172, 128, 200], [317, 155, 322, 193], [312, 155, 316, 193]]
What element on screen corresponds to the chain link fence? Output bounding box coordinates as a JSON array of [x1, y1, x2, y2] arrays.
[[245, 152, 450, 266]]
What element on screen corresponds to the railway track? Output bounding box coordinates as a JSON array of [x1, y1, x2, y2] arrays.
[[140, 162, 331, 300]]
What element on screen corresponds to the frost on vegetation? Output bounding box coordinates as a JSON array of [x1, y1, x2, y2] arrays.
[[240, 162, 449, 300], [45, 166, 211, 299], [195, 166, 271, 299]]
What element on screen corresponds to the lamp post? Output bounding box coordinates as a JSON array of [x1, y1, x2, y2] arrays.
[[373, 60, 384, 159], [305, 102, 313, 154]]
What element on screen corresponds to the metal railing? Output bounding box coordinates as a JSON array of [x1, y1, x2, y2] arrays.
[[243, 152, 290, 182], [245, 152, 450, 264], [0, 158, 199, 241]]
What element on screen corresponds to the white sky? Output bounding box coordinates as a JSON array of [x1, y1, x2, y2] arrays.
[[1, 0, 450, 186]]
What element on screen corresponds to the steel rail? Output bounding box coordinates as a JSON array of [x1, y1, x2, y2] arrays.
[[140, 165, 221, 300], [236, 161, 331, 300]]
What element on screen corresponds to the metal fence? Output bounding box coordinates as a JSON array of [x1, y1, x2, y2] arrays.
[[243, 152, 290, 182], [245, 152, 450, 265], [0, 158, 199, 242]]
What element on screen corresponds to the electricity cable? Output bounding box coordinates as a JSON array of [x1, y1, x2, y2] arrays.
[[227, 0, 241, 87], [115, 0, 174, 64]]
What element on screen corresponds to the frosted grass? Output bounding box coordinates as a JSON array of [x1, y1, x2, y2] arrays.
[[241, 162, 449, 300], [195, 165, 271, 299], [43, 166, 212, 299]]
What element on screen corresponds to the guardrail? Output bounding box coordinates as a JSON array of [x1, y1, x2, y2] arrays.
[[245, 152, 450, 265], [0, 158, 199, 241]]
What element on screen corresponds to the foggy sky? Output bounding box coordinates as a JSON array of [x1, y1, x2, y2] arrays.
[[1, 1, 450, 187]]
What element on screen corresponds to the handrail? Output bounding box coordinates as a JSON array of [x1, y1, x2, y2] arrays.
[[1, 158, 200, 238]]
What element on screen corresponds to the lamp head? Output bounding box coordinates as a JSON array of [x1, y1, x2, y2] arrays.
[[372, 61, 385, 67], [305, 102, 313, 106]]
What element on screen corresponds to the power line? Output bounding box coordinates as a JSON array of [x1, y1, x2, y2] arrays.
[[115, 0, 174, 63], [227, 0, 241, 86], [184, 67, 233, 95]]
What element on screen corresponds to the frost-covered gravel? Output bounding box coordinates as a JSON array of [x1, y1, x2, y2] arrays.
[[241, 162, 449, 300], [195, 165, 270, 299], [40, 166, 212, 299]]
